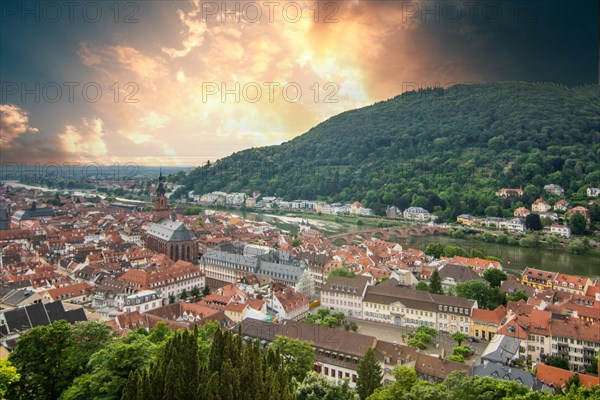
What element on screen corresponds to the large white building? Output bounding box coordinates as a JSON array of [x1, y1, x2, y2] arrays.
[[403, 207, 432, 221], [362, 278, 476, 334], [201, 243, 314, 298], [320, 276, 371, 318]]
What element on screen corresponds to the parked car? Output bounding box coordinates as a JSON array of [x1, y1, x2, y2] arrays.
[[468, 336, 480, 343]]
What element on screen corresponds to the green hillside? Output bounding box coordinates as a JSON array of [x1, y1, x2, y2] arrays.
[[181, 82, 600, 219]]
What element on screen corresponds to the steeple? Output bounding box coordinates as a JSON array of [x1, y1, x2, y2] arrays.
[[152, 169, 169, 222]]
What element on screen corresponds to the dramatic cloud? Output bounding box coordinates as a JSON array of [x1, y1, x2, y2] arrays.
[[1, 0, 596, 165], [0, 104, 39, 149], [59, 118, 108, 159]]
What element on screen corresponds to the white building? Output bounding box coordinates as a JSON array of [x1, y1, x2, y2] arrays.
[[587, 187, 600, 197], [123, 290, 163, 313], [320, 276, 371, 318], [403, 207, 431, 221], [550, 224, 571, 238], [271, 287, 309, 321]]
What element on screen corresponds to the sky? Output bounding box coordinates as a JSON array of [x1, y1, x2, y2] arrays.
[[0, 0, 598, 167]]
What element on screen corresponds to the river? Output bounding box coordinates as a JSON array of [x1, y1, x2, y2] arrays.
[[230, 210, 600, 279]]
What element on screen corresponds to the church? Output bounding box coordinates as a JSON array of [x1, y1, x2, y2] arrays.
[[144, 172, 198, 262]]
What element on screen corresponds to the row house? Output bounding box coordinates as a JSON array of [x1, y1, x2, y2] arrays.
[[118, 260, 205, 301], [552, 273, 592, 296], [442, 256, 502, 276], [497, 309, 600, 372], [362, 278, 476, 334], [521, 268, 555, 291], [271, 287, 309, 321], [469, 305, 507, 341], [41, 282, 95, 303], [521, 268, 594, 296], [320, 276, 371, 318]]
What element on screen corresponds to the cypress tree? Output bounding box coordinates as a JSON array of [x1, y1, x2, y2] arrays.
[[429, 268, 443, 294], [356, 347, 383, 400], [121, 370, 138, 400]]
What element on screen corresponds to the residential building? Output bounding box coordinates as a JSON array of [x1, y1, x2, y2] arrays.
[[403, 207, 431, 221], [320, 276, 371, 318], [271, 287, 309, 321], [544, 184, 564, 196], [470, 305, 507, 341], [495, 188, 524, 198], [553, 200, 569, 212], [552, 274, 592, 296], [442, 256, 502, 276], [362, 279, 475, 334], [123, 290, 162, 313], [0, 301, 87, 340], [473, 362, 542, 391], [514, 207, 530, 218], [549, 318, 599, 371], [587, 187, 600, 197], [532, 198, 551, 214], [521, 268, 556, 291], [118, 260, 205, 301], [41, 283, 94, 303], [550, 224, 571, 238], [536, 363, 599, 393]]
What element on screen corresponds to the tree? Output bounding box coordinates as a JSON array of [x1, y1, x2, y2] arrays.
[[446, 354, 464, 363], [451, 332, 468, 346], [451, 345, 473, 358], [429, 269, 443, 294], [270, 336, 315, 382], [328, 268, 355, 280], [168, 294, 175, 304], [454, 280, 506, 310], [0, 360, 19, 400], [180, 289, 188, 300], [356, 347, 382, 400], [296, 372, 359, 400], [203, 286, 211, 296], [507, 290, 529, 302], [8, 320, 112, 400], [367, 366, 417, 400], [60, 332, 157, 400], [415, 281, 430, 292], [191, 286, 200, 297], [569, 213, 586, 235], [483, 268, 508, 288], [545, 355, 570, 370], [525, 214, 543, 231], [424, 242, 444, 259]]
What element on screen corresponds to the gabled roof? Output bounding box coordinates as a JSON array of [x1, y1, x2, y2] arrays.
[[536, 363, 599, 389], [146, 218, 196, 242]]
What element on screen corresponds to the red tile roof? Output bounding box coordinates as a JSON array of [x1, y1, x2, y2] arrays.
[[536, 363, 599, 389]]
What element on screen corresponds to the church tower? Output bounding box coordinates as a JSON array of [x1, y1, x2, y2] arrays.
[[152, 170, 171, 222]]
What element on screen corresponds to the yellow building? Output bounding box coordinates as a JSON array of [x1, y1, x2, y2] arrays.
[[469, 305, 507, 341], [521, 268, 556, 291]]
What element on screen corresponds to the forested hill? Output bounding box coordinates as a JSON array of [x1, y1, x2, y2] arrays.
[[181, 82, 600, 219]]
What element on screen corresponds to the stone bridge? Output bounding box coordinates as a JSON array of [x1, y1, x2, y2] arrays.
[[328, 225, 449, 244]]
